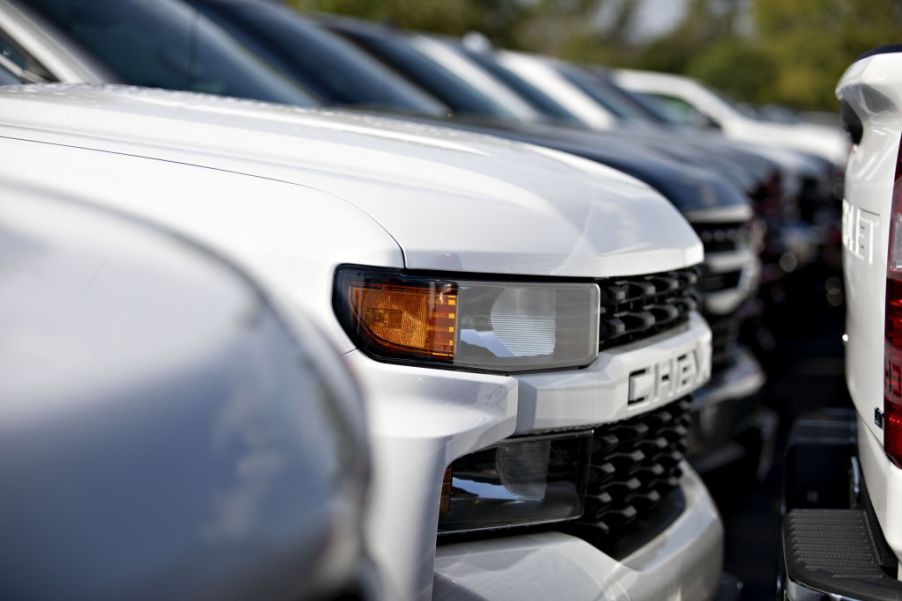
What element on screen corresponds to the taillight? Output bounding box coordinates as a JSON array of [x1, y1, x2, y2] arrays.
[[884, 136, 902, 466]]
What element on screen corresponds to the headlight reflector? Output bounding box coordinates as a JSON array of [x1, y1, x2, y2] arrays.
[[334, 266, 600, 372]]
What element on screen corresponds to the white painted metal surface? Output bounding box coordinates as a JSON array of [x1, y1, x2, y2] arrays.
[[837, 50, 902, 566], [616, 68, 850, 167], [0, 85, 702, 278], [0, 84, 718, 601]]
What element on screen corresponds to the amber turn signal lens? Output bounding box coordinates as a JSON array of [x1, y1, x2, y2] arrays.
[[347, 278, 457, 361]]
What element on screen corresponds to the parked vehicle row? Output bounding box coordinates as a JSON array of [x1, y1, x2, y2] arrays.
[[0, 1, 865, 600]]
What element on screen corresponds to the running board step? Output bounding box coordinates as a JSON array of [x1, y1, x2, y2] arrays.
[[783, 509, 902, 600]]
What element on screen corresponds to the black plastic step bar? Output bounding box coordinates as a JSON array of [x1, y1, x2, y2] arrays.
[[783, 508, 902, 600]]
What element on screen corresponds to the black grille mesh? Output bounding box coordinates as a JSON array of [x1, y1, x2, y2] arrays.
[[597, 269, 698, 350], [708, 313, 741, 373], [568, 397, 690, 540], [693, 222, 749, 253], [697, 269, 742, 293]]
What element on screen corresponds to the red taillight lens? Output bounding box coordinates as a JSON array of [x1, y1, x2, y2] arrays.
[[886, 403, 902, 465], [884, 136, 902, 467]]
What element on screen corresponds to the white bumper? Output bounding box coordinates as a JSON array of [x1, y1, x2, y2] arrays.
[[433, 465, 722, 601], [348, 313, 716, 601], [858, 417, 902, 565]]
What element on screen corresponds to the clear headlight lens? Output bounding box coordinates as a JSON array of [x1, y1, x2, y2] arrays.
[[438, 432, 592, 534], [333, 266, 600, 372]]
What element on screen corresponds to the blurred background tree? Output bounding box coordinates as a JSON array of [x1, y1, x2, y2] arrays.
[[286, 0, 902, 112]]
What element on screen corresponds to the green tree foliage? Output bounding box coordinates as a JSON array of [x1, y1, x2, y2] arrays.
[[515, 0, 634, 55], [620, 0, 744, 73], [685, 41, 776, 105], [750, 0, 902, 110], [284, 0, 902, 111]]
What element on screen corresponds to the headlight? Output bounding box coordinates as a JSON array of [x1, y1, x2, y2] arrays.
[[438, 431, 592, 534], [333, 265, 600, 372]]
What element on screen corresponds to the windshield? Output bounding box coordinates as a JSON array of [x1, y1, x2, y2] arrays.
[[590, 73, 673, 125], [556, 64, 655, 124], [635, 91, 721, 129], [326, 21, 522, 121], [0, 60, 22, 84], [21, 0, 315, 106], [410, 37, 541, 121], [184, 0, 447, 116], [460, 48, 583, 127], [0, 26, 51, 82]]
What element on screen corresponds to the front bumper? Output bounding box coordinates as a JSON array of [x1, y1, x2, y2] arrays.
[[433, 464, 723, 601], [348, 313, 714, 601]]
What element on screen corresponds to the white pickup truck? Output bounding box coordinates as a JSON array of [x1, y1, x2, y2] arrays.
[[0, 84, 722, 601], [779, 46, 902, 600], [614, 69, 850, 170], [0, 181, 376, 601]]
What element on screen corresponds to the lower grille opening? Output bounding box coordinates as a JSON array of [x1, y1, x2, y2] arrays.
[[437, 398, 691, 552], [698, 269, 743, 293], [563, 397, 690, 547], [693, 221, 752, 254]]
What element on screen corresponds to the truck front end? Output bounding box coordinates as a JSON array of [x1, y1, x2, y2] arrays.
[[0, 85, 727, 601], [346, 267, 723, 601]]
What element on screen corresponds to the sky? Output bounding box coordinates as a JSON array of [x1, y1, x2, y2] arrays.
[[632, 0, 688, 41]]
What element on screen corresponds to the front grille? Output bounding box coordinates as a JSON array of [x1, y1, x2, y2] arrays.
[[697, 269, 743, 293], [597, 269, 698, 350], [567, 397, 690, 541], [693, 221, 749, 253], [708, 313, 741, 373]]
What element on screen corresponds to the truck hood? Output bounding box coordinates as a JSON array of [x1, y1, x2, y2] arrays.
[[430, 114, 752, 218], [486, 120, 753, 219], [0, 84, 701, 277]]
